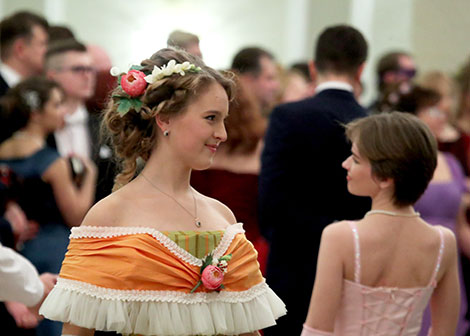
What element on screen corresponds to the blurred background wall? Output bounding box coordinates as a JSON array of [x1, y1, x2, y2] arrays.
[[0, 0, 469, 105]]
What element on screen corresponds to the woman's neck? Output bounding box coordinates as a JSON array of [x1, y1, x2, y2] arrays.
[[140, 147, 192, 195], [370, 193, 415, 215], [20, 124, 47, 140]]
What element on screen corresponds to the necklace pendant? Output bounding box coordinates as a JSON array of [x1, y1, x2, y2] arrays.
[[195, 219, 202, 228]]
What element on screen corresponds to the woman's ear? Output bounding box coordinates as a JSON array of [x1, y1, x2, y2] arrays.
[[308, 60, 317, 83], [29, 109, 42, 124], [377, 177, 394, 190], [155, 113, 170, 134]]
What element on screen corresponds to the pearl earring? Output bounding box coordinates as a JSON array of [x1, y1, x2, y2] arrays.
[[163, 130, 169, 137]]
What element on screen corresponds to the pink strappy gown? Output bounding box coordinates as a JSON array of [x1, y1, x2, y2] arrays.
[[333, 222, 444, 336]]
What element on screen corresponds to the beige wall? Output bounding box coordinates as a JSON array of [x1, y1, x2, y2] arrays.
[[1, 0, 469, 105], [413, 0, 470, 76]]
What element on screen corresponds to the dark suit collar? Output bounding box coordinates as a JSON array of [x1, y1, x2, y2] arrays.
[[0, 74, 9, 97]]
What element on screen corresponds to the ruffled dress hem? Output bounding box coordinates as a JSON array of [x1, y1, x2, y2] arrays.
[[40, 278, 286, 335]]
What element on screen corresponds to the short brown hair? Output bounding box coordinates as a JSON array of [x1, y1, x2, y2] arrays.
[[0, 11, 49, 59], [345, 112, 437, 207], [314, 25, 367, 77], [167, 30, 199, 49], [45, 39, 87, 70], [103, 47, 235, 190], [231, 47, 274, 77]]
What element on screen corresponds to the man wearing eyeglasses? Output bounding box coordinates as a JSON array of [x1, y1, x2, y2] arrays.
[[369, 50, 417, 114], [45, 39, 97, 162]]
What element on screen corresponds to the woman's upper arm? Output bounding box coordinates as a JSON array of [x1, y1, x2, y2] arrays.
[[304, 223, 346, 332], [429, 228, 460, 336], [42, 159, 78, 214]]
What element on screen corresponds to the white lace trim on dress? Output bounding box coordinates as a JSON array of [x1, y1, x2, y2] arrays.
[[69, 223, 245, 267], [53, 277, 268, 303]]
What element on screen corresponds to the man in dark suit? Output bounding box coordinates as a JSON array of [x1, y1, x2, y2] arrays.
[[259, 25, 371, 335], [0, 11, 49, 143]]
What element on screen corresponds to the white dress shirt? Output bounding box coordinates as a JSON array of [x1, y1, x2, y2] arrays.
[[315, 81, 353, 94], [0, 62, 22, 88], [54, 104, 92, 158], [0, 244, 44, 306]]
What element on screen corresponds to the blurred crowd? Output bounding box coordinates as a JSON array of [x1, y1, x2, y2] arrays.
[[1, 10, 470, 336]]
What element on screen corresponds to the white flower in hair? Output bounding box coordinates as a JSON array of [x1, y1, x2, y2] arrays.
[[162, 60, 176, 76], [144, 59, 202, 84], [110, 66, 121, 76]]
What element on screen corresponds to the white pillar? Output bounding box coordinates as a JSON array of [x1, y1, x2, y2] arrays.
[[284, 0, 310, 65], [349, 0, 376, 105], [350, 0, 414, 105]]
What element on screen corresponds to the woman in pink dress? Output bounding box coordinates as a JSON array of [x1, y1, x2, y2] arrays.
[[302, 112, 459, 335]]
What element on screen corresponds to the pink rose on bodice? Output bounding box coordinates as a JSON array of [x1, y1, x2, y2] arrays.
[[201, 265, 224, 290]]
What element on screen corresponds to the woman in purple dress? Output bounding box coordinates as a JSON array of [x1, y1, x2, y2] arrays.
[[394, 85, 470, 336]]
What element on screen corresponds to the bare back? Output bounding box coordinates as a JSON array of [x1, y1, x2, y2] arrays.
[[342, 217, 451, 289]]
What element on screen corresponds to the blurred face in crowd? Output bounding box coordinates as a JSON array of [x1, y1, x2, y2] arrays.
[[382, 55, 417, 90], [21, 25, 48, 75], [47, 51, 96, 100], [32, 87, 66, 133], [417, 105, 447, 138], [396, 55, 417, 82], [42, 87, 66, 131], [185, 42, 202, 59], [281, 71, 312, 103], [251, 56, 280, 109]]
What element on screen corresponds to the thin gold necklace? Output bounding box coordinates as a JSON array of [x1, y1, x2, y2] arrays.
[[141, 173, 201, 228]]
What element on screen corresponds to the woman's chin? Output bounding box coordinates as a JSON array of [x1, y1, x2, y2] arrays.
[[191, 160, 213, 171]]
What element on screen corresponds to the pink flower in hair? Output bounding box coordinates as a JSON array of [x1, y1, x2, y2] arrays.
[[121, 70, 147, 97]]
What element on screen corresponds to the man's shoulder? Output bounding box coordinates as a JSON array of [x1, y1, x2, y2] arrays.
[[0, 74, 9, 97], [271, 91, 365, 123], [271, 96, 323, 121]]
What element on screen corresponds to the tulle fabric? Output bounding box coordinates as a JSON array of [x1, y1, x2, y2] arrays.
[[40, 280, 286, 335]]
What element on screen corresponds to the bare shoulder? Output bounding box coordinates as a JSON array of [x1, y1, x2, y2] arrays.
[[435, 225, 458, 255], [197, 192, 237, 228], [321, 221, 353, 245], [81, 189, 130, 227]]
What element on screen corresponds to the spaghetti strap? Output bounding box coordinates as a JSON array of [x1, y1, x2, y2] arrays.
[[428, 227, 445, 287], [348, 221, 361, 283]]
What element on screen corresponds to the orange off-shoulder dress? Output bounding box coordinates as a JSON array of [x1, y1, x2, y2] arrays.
[[40, 223, 286, 336]]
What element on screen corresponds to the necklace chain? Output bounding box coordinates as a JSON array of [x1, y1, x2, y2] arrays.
[[141, 173, 201, 227], [365, 209, 420, 218]]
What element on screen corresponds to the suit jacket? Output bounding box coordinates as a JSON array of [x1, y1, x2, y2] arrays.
[[0, 74, 9, 98], [0, 74, 11, 144], [259, 88, 371, 335]]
